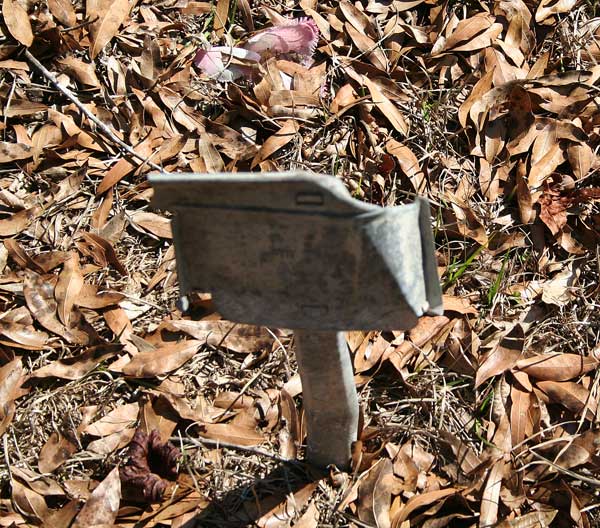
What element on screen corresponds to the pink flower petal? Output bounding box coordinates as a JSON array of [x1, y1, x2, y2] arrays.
[[193, 49, 229, 79], [193, 46, 261, 81], [243, 17, 319, 65]]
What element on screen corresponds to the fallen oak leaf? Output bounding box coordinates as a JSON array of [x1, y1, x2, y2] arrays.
[[536, 380, 597, 419], [77, 232, 127, 275], [1, 0, 34, 47], [87, 0, 131, 59], [515, 353, 598, 381], [160, 319, 273, 354], [48, 0, 77, 26], [72, 466, 121, 527], [118, 339, 202, 378], [0, 358, 27, 436], [30, 344, 122, 380], [0, 207, 40, 237], [54, 252, 84, 326]]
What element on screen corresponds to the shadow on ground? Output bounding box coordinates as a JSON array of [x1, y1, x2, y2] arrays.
[[182, 462, 324, 527]]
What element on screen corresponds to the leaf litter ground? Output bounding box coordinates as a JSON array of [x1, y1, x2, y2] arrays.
[[0, 0, 600, 526]]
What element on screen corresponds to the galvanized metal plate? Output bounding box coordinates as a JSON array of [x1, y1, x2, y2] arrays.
[[150, 171, 443, 330]]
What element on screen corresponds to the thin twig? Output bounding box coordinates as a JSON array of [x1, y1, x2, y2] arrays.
[[174, 436, 303, 466], [529, 451, 600, 488], [24, 50, 163, 173]]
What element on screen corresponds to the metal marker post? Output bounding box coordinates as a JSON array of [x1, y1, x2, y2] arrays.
[[150, 172, 442, 470]]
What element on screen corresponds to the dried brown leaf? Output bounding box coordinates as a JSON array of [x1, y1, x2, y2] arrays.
[[535, 0, 577, 24], [2, 0, 34, 46], [391, 488, 457, 524], [72, 466, 121, 527], [567, 142, 594, 180], [385, 139, 425, 193], [198, 423, 264, 446], [345, 23, 387, 71], [11, 478, 48, 523], [438, 432, 482, 476], [96, 158, 135, 195], [252, 120, 299, 166], [31, 344, 122, 380], [0, 358, 25, 436], [516, 353, 598, 381], [0, 320, 48, 349], [480, 459, 505, 527], [495, 509, 557, 527], [87, 0, 131, 59], [510, 382, 531, 449], [78, 232, 127, 275], [88, 427, 136, 454], [475, 325, 524, 388], [48, 0, 77, 26], [357, 458, 393, 528], [437, 14, 495, 53], [130, 211, 172, 239], [0, 207, 39, 237], [85, 403, 139, 437], [57, 56, 101, 87], [255, 483, 317, 527], [4, 238, 43, 272], [162, 320, 273, 354], [120, 339, 201, 378], [536, 380, 597, 419], [38, 431, 78, 473], [76, 284, 125, 309], [55, 252, 84, 326], [363, 76, 408, 135]]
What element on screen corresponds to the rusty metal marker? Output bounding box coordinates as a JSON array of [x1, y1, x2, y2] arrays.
[[150, 171, 443, 469]]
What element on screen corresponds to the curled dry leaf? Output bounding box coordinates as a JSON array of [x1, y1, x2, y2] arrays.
[[120, 339, 201, 378], [87, 0, 131, 59], [23, 272, 96, 345], [255, 482, 317, 528], [54, 252, 84, 326], [72, 466, 121, 527], [536, 380, 597, 419], [535, 0, 577, 24], [475, 325, 524, 388], [77, 232, 127, 275], [510, 382, 532, 449], [515, 353, 598, 382], [161, 319, 273, 354], [198, 423, 265, 446], [47, 0, 77, 26], [31, 344, 122, 380], [357, 458, 393, 528], [120, 430, 181, 503], [391, 488, 457, 524], [38, 431, 78, 473], [0, 307, 49, 349], [2, 0, 34, 46], [130, 211, 172, 239], [11, 478, 49, 524], [0, 207, 40, 237], [84, 402, 139, 437], [495, 509, 557, 527], [88, 427, 136, 454], [76, 283, 125, 309], [480, 459, 506, 527], [0, 358, 25, 436]]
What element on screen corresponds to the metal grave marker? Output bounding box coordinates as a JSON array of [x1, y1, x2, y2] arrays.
[[150, 171, 443, 469]]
